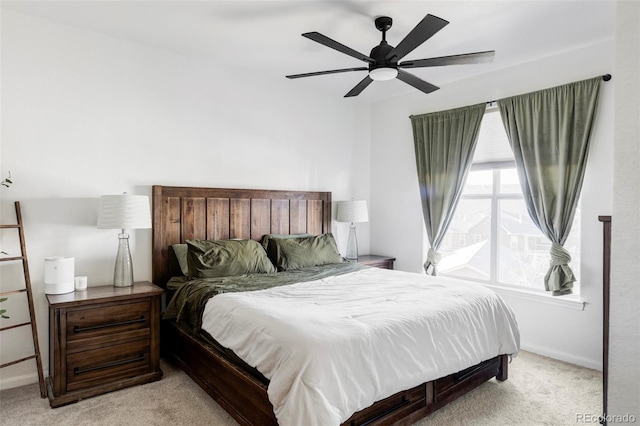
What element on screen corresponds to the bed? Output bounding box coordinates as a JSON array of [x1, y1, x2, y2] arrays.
[[152, 185, 519, 426]]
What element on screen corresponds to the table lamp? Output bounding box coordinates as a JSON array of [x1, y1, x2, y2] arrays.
[[97, 193, 151, 287], [336, 200, 369, 261]]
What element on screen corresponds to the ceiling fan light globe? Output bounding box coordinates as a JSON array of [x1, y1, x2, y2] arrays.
[[369, 67, 398, 81]]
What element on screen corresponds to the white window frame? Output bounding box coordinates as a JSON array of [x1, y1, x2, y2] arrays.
[[448, 161, 522, 286]]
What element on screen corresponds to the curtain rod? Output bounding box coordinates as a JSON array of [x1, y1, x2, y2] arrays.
[[486, 74, 612, 106]]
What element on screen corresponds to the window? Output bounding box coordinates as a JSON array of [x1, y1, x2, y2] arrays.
[[438, 108, 581, 292]]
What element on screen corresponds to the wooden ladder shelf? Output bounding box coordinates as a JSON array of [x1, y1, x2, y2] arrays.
[[0, 201, 46, 398]]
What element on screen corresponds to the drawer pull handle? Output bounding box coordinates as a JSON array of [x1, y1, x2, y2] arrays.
[[74, 354, 146, 375], [355, 396, 410, 426], [74, 316, 146, 333]]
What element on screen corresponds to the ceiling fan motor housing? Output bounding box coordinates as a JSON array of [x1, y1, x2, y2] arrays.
[[369, 42, 396, 67], [368, 42, 398, 80]]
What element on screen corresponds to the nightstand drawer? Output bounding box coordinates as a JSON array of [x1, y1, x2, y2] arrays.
[[66, 338, 151, 392], [66, 300, 150, 346]]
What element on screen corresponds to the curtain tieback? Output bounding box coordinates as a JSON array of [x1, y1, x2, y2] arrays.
[[549, 242, 572, 266], [427, 248, 442, 265], [424, 248, 442, 276]]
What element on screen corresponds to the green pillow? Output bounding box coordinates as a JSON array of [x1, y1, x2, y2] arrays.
[[171, 244, 189, 276], [267, 233, 344, 271], [186, 239, 276, 278], [261, 233, 312, 250]]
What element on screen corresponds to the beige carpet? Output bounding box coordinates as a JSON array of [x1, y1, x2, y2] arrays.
[[0, 351, 601, 426]]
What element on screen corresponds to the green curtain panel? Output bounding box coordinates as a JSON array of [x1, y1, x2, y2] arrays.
[[497, 76, 601, 296], [410, 103, 485, 275]]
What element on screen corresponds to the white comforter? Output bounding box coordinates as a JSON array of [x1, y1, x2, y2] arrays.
[[201, 266, 520, 426]]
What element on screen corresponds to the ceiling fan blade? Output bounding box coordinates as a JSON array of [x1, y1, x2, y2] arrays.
[[396, 70, 439, 94], [344, 76, 373, 97], [399, 51, 495, 68], [286, 67, 368, 79], [302, 32, 375, 63], [385, 14, 449, 62]]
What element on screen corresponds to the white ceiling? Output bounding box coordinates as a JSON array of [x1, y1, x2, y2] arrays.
[[2, 1, 616, 102]]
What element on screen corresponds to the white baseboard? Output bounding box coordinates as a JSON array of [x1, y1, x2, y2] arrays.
[[0, 371, 45, 391], [521, 342, 602, 371]]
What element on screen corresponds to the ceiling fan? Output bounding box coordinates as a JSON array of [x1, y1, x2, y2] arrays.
[[286, 14, 495, 97]]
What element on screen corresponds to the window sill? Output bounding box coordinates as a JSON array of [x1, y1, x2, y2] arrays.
[[483, 283, 586, 311]]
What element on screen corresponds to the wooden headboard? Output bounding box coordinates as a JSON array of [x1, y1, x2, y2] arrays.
[[151, 185, 332, 287]]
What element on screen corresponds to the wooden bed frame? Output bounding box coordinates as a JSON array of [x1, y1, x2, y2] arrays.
[[152, 185, 509, 426]]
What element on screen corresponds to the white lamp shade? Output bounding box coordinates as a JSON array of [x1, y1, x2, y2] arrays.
[[97, 194, 152, 230], [336, 200, 369, 223]]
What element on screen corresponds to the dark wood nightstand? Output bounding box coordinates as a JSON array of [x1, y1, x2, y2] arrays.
[[46, 281, 163, 407], [356, 255, 396, 270]]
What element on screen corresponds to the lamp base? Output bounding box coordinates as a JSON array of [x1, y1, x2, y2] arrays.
[[113, 233, 134, 287], [345, 223, 359, 261]]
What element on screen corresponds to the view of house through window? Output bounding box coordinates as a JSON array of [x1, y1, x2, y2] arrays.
[[438, 108, 581, 292]]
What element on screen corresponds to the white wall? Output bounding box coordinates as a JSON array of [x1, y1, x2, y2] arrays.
[[370, 38, 615, 369], [0, 10, 371, 389], [609, 0, 640, 418]]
